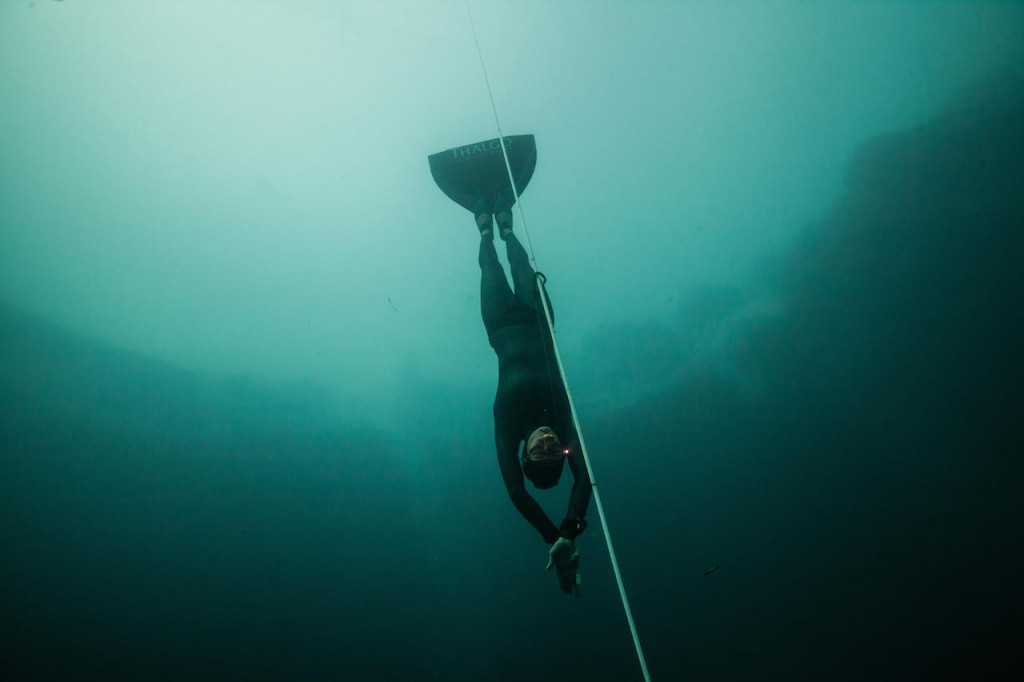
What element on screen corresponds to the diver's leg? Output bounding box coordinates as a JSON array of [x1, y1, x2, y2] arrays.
[[505, 233, 538, 307], [480, 234, 514, 328]]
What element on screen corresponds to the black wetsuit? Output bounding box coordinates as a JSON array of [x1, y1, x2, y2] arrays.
[[479, 233, 592, 544]]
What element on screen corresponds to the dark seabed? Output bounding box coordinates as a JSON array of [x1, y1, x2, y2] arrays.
[[3, 47, 1023, 682]]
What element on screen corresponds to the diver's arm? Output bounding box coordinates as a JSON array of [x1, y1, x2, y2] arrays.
[[495, 421, 560, 543], [561, 437, 593, 540]]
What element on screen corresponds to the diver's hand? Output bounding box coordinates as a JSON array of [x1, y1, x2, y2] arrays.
[[545, 537, 581, 596]]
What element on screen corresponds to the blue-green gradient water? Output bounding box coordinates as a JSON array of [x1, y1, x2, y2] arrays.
[[2, 2, 1022, 680]]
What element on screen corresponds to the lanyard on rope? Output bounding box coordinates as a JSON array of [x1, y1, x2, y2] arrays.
[[464, 4, 652, 681]]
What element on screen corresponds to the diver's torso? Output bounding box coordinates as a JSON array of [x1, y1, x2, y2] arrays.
[[491, 320, 568, 437]]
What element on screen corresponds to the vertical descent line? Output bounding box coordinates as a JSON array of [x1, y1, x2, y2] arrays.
[[463, 3, 653, 681], [463, 0, 539, 267]]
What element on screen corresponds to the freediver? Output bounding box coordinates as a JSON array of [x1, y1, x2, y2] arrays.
[[474, 192, 593, 596]]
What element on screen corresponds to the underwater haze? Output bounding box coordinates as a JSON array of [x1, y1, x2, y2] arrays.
[[2, 2, 1022, 680]]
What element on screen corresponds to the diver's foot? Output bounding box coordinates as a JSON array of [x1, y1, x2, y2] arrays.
[[494, 192, 513, 239], [473, 195, 493, 235], [477, 213, 494, 234]]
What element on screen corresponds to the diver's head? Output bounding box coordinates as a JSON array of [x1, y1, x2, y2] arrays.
[[522, 426, 567, 489]]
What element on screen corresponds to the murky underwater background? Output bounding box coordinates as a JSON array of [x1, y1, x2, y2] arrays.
[[2, 2, 1022, 680]]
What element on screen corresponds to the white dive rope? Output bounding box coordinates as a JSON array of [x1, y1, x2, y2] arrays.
[[464, 4, 652, 681]]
